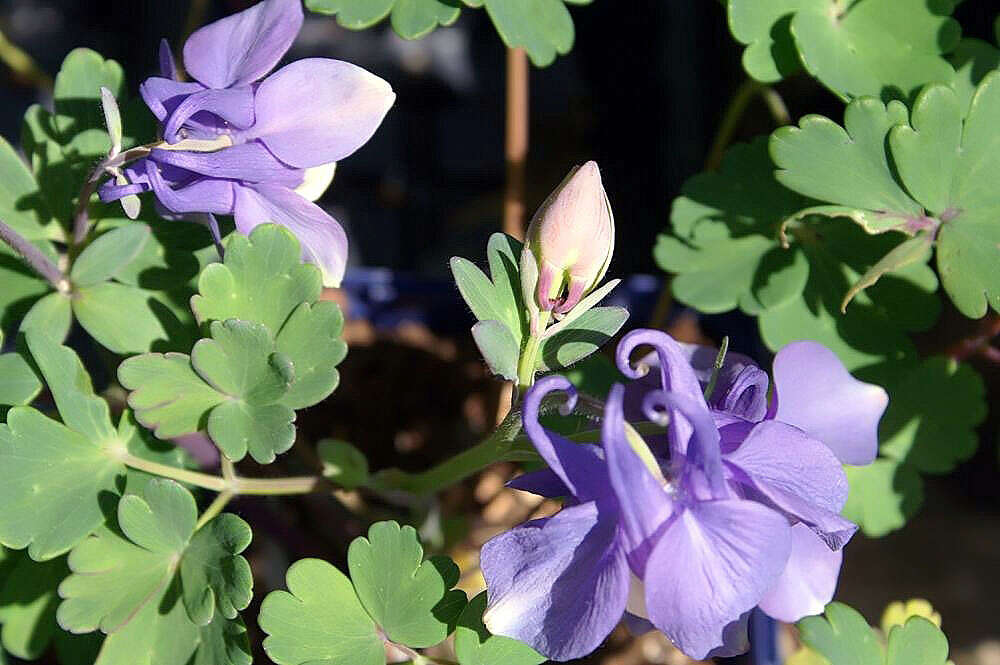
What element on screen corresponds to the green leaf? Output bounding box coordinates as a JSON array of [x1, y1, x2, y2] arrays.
[[798, 602, 884, 665], [305, 0, 461, 40], [0, 244, 51, 335], [0, 352, 41, 406], [537, 306, 628, 372], [774, 75, 1000, 318], [841, 459, 924, 537], [0, 134, 59, 242], [455, 592, 545, 665], [118, 409, 197, 495], [451, 258, 511, 330], [100, 217, 215, 292], [486, 232, 527, 344], [862, 357, 986, 474], [885, 617, 949, 665], [25, 331, 117, 443], [20, 291, 72, 342], [53, 48, 124, 140], [90, 579, 199, 665], [317, 439, 370, 489], [274, 301, 347, 409], [0, 407, 122, 561], [348, 521, 467, 648], [771, 98, 920, 233], [727, 0, 961, 100], [482, 0, 591, 67], [57, 480, 198, 634], [72, 281, 183, 354], [657, 139, 812, 315], [58, 479, 252, 635], [119, 352, 226, 438], [191, 615, 252, 665], [949, 37, 1000, 110], [0, 552, 67, 659], [179, 514, 253, 626], [259, 558, 384, 665], [71, 223, 151, 287], [471, 320, 520, 380], [192, 225, 322, 335]]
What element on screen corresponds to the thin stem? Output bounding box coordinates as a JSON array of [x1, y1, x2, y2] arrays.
[[72, 170, 103, 245], [503, 47, 530, 239], [123, 453, 229, 491], [0, 29, 52, 91], [0, 219, 69, 291], [516, 310, 551, 392], [195, 490, 233, 530], [371, 409, 525, 495], [705, 78, 761, 171], [759, 86, 791, 126]]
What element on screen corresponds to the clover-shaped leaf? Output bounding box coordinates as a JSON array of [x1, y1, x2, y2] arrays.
[[455, 592, 545, 665], [0, 352, 42, 406], [259, 558, 384, 665], [305, 0, 461, 40], [478, 0, 593, 67], [772, 75, 1000, 318], [192, 225, 323, 335], [656, 138, 812, 315], [348, 521, 467, 647], [260, 522, 468, 665], [728, 0, 960, 100], [798, 602, 884, 665], [58, 479, 252, 636], [885, 616, 950, 665], [121, 318, 298, 464], [274, 301, 347, 409], [192, 615, 253, 665]]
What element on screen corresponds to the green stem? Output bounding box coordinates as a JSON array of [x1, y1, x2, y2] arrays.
[[704, 78, 761, 171], [371, 409, 526, 495], [121, 453, 328, 496], [195, 490, 233, 530], [516, 310, 551, 392]]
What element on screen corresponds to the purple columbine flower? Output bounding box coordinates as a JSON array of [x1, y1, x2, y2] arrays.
[[480, 330, 887, 661], [100, 0, 395, 287]]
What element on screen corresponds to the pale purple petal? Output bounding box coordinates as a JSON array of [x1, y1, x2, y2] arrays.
[[233, 184, 347, 287], [706, 613, 751, 658], [602, 383, 673, 573], [481, 502, 629, 661], [158, 38, 178, 80], [183, 0, 302, 88], [683, 343, 769, 421], [150, 142, 303, 187], [644, 499, 791, 660], [616, 330, 705, 458], [644, 389, 726, 498], [507, 468, 570, 498], [162, 86, 255, 143], [517, 376, 611, 504], [724, 420, 855, 548], [773, 341, 887, 465], [758, 523, 843, 623], [140, 77, 204, 122], [146, 161, 235, 215], [245, 58, 395, 168]]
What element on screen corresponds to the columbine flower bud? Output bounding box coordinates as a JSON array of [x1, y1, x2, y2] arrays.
[[521, 161, 614, 317]]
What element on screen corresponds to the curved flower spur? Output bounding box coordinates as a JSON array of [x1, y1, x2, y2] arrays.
[[98, 0, 396, 287], [480, 330, 888, 661]]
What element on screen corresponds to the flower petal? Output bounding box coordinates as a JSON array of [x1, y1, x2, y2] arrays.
[[644, 499, 791, 660], [183, 0, 302, 88], [162, 86, 255, 144], [519, 376, 612, 504], [146, 160, 235, 215], [246, 58, 395, 168], [602, 383, 673, 573], [683, 343, 769, 421], [616, 330, 707, 458], [159, 38, 178, 80], [140, 77, 204, 122], [481, 502, 629, 661], [773, 341, 887, 465], [724, 420, 856, 548], [233, 184, 348, 287], [150, 142, 303, 187], [758, 523, 843, 623]]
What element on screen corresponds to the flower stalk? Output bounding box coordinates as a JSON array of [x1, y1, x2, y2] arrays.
[[0, 218, 69, 292]]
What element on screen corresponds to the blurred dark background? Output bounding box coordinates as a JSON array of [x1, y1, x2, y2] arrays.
[[2, 1, 1000, 664]]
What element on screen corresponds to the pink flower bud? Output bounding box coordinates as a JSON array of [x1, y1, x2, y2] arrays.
[[522, 161, 614, 315]]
